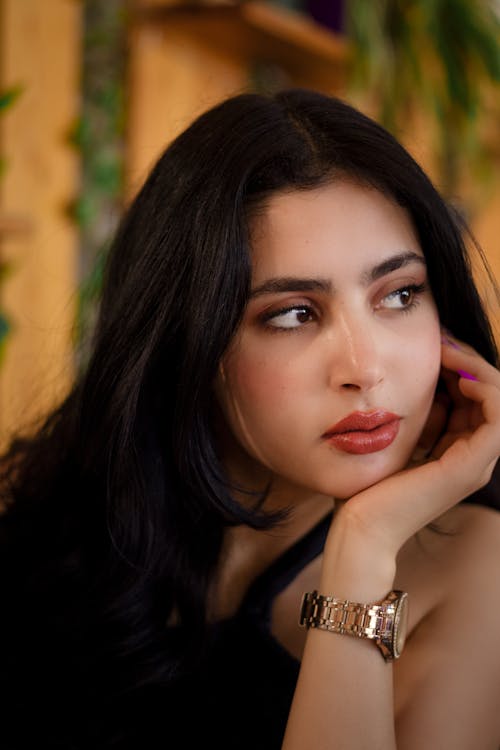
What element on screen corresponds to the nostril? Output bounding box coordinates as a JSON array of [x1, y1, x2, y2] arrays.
[[341, 383, 362, 390]]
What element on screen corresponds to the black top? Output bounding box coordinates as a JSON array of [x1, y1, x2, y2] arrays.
[[0, 512, 332, 750], [148, 512, 333, 750], [146, 472, 500, 750], [2, 464, 499, 749]]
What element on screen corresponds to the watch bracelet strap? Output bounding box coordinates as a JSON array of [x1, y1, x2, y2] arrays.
[[299, 590, 396, 641]]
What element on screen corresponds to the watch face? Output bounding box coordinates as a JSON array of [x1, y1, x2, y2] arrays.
[[393, 592, 409, 658]]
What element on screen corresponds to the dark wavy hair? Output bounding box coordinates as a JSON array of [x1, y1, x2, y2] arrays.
[[0, 89, 498, 741]]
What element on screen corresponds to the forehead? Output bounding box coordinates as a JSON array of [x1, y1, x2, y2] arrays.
[[248, 181, 423, 283]]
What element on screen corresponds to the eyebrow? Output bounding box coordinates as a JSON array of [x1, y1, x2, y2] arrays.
[[363, 251, 426, 284], [250, 277, 332, 297], [250, 251, 426, 297]]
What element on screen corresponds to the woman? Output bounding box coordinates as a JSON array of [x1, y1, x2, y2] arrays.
[[0, 88, 499, 749]]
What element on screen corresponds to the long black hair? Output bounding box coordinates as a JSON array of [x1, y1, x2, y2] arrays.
[[0, 89, 497, 732]]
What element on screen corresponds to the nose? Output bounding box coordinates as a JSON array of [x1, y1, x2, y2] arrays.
[[327, 311, 385, 392]]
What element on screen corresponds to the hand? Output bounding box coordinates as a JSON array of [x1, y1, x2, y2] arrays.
[[430, 333, 499, 480], [406, 378, 450, 466], [336, 334, 500, 557]]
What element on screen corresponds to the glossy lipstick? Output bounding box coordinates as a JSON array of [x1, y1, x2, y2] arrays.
[[323, 410, 401, 455]]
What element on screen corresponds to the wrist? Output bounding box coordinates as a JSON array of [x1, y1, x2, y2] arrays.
[[299, 588, 409, 661], [320, 504, 397, 600]]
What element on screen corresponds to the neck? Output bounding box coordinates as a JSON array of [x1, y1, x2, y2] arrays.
[[210, 492, 334, 621]]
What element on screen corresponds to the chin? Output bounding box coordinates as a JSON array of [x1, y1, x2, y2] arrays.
[[319, 451, 412, 500], [330, 478, 388, 500]]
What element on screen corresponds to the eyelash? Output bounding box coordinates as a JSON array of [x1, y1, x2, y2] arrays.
[[380, 282, 428, 314], [260, 283, 428, 332]]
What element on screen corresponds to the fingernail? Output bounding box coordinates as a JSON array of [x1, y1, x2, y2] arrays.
[[441, 333, 461, 350], [457, 369, 478, 381]]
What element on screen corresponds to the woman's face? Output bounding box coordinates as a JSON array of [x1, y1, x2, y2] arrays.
[[214, 181, 442, 502]]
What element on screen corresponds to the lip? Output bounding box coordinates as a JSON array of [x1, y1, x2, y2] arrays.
[[323, 410, 401, 455]]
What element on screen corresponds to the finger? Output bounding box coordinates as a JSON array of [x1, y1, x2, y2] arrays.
[[439, 364, 468, 406], [458, 376, 500, 424], [438, 362, 478, 433], [441, 335, 500, 385]]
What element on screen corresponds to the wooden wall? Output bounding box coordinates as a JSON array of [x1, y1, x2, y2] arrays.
[[0, 0, 81, 444], [126, 2, 347, 195], [0, 0, 498, 442], [127, 2, 499, 335]]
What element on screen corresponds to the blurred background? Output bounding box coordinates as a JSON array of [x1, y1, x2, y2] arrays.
[[1, 0, 500, 443]]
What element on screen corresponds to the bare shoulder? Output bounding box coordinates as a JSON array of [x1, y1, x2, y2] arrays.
[[441, 500, 500, 534], [394, 504, 500, 746], [398, 501, 500, 626], [396, 502, 500, 628], [439, 502, 500, 603], [433, 502, 500, 577], [401, 501, 500, 573]]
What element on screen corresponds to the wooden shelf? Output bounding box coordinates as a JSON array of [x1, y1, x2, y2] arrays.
[[132, 1, 348, 89]]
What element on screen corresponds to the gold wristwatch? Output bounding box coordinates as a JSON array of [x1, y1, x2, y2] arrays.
[[299, 589, 409, 661]]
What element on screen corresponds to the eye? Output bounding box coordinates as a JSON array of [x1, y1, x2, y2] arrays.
[[379, 283, 427, 311], [263, 305, 315, 330]]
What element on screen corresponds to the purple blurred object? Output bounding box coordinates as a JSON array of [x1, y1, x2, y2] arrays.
[[457, 369, 478, 382], [306, 0, 345, 33]]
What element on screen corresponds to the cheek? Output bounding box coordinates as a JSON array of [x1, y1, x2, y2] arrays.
[[400, 319, 442, 406], [216, 338, 314, 468], [225, 349, 299, 418]]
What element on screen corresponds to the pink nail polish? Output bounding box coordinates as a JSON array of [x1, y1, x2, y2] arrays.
[[457, 369, 478, 381], [441, 334, 461, 350]]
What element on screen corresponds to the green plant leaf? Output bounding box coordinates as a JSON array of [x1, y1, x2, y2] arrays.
[[0, 85, 22, 112], [0, 311, 10, 364], [345, 0, 500, 197]]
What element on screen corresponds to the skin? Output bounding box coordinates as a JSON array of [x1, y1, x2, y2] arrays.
[[212, 180, 500, 748], [215, 181, 442, 502]]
